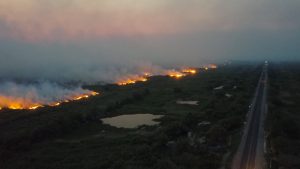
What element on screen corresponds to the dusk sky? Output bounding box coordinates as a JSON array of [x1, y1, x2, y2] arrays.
[[0, 0, 299, 82]]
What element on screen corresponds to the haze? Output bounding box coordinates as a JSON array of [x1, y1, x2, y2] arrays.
[[0, 0, 299, 82]]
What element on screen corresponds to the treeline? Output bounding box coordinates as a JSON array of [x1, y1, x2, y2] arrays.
[[104, 89, 150, 113], [0, 88, 150, 160], [266, 63, 300, 169]]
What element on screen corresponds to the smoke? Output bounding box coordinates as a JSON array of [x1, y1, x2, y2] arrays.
[[0, 0, 299, 109], [0, 38, 205, 83], [0, 81, 97, 109], [1, 0, 299, 41], [0, 62, 197, 109], [0, 0, 299, 84]]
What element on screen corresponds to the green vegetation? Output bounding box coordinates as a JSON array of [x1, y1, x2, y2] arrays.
[[266, 63, 300, 169], [0, 64, 260, 169]]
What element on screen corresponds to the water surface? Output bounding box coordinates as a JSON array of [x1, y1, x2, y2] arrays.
[[101, 114, 163, 128]]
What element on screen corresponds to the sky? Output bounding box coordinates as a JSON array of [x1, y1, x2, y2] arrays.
[[0, 0, 300, 82]]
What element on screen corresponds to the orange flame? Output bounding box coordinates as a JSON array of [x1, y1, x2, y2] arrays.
[[29, 105, 42, 110], [116, 65, 216, 86], [0, 91, 99, 110], [117, 75, 148, 86], [209, 64, 218, 69], [166, 70, 186, 78], [181, 68, 197, 74], [116, 67, 200, 86], [143, 72, 152, 77], [203, 64, 218, 70], [50, 102, 61, 106]]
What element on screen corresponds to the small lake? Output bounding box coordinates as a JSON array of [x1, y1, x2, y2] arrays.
[[176, 100, 199, 105], [100, 114, 164, 129]]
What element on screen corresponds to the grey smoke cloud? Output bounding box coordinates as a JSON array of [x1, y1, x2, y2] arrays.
[[0, 0, 299, 108], [0, 0, 299, 84]]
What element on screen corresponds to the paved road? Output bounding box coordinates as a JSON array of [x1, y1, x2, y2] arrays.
[[232, 64, 268, 169]]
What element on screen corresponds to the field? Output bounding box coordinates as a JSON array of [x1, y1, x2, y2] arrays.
[[267, 63, 300, 169], [0, 64, 260, 169]]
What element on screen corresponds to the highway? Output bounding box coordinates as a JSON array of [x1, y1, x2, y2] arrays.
[[232, 63, 268, 169]]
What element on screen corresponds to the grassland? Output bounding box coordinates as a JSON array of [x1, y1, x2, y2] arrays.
[[0, 64, 260, 169], [266, 63, 300, 169]]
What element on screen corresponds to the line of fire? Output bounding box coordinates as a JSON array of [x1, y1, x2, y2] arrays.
[[0, 65, 217, 111]]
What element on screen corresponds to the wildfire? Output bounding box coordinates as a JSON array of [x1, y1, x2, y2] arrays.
[[29, 105, 42, 110], [168, 72, 185, 78], [116, 68, 200, 86], [115, 65, 217, 86], [0, 91, 99, 110], [204, 64, 218, 70], [209, 64, 218, 69], [74, 95, 89, 100], [166, 69, 189, 79], [117, 75, 148, 86], [181, 68, 197, 74], [91, 91, 99, 96], [67, 91, 99, 102], [143, 72, 151, 77], [0, 65, 216, 112], [50, 102, 61, 106]]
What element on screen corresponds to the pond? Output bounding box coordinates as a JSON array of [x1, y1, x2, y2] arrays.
[[100, 114, 164, 129], [176, 100, 199, 105]]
